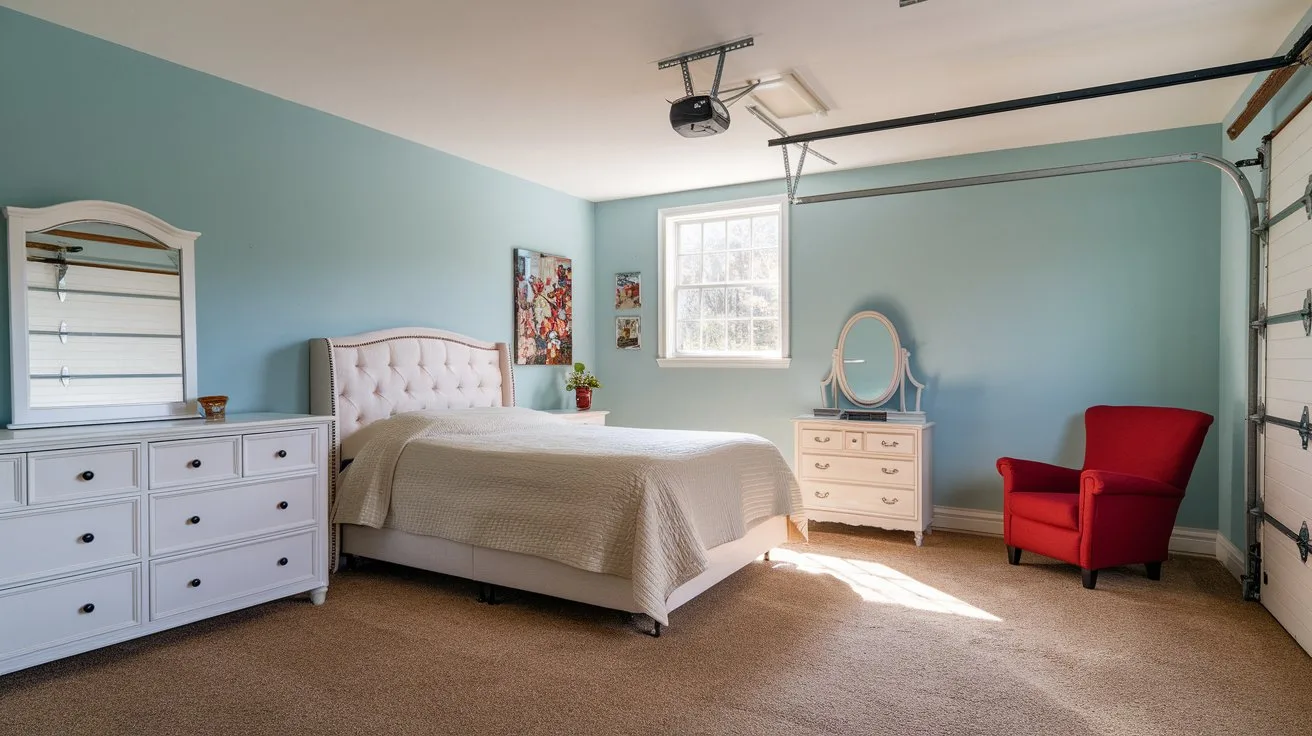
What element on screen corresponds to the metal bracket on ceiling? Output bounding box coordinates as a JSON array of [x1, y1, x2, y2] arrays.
[[656, 37, 755, 70], [748, 105, 836, 204], [658, 37, 754, 104]]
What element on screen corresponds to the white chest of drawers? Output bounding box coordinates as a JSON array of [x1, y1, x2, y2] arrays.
[[0, 413, 332, 677], [793, 416, 934, 545]]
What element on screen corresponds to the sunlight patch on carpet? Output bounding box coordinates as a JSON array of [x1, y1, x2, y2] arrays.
[[767, 549, 1001, 621]]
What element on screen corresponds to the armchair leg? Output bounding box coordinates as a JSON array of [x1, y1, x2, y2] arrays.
[[1006, 546, 1022, 565], [1146, 561, 1162, 581], [1081, 568, 1098, 589]]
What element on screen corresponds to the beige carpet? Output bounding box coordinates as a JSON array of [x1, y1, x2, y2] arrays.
[[1, 526, 1310, 736]]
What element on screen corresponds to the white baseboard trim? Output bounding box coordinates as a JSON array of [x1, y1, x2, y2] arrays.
[[931, 505, 1232, 564], [1215, 534, 1245, 582]]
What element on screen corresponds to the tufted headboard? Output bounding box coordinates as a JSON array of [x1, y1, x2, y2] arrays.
[[309, 327, 515, 448]]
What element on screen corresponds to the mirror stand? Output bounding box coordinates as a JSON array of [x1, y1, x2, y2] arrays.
[[820, 347, 926, 421]]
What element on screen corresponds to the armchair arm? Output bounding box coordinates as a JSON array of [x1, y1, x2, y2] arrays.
[[1081, 470, 1183, 498], [997, 457, 1080, 494]]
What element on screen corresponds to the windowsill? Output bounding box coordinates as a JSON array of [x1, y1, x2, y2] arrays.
[[656, 357, 792, 369]]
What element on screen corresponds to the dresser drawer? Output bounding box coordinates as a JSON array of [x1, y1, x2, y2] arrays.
[[0, 566, 141, 661], [243, 429, 317, 477], [799, 428, 843, 450], [150, 475, 317, 555], [0, 499, 140, 587], [799, 452, 915, 487], [28, 445, 140, 504], [804, 482, 917, 520], [863, 431, 916, 456], [149, 436, 240, 489], [151, 530, 317, 620], [0, 454, 24, 510]]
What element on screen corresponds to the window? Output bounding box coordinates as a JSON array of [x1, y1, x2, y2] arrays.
[[658, 195, 789, 368]]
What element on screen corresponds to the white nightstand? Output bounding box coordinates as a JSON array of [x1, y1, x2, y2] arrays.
[[545, 409, 609, 425]]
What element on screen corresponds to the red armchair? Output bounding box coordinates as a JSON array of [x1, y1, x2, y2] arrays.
[[997, 405, 1213, 589]]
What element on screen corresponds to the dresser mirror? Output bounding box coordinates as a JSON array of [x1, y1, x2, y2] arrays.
[[4, 200, 199, 428], [820, 310, 926, 420]]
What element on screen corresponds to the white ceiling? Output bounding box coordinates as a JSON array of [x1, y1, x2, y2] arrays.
[[3, 0, 1306, 201]]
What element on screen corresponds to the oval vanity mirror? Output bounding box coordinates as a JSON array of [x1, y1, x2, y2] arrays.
[[836, 311, 903, 407]]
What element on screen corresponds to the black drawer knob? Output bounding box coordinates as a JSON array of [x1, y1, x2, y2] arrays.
[[80, 470, 94, 481], [276, 449, 288, 458], [80, 533, 95, 543], [188, 515, 201, 525], [190, 459, 202, 468], [189, 578, 201, 588], [277, 557, 288, 566], [80, 603, 95, 614], [277, 501, 289, 510]]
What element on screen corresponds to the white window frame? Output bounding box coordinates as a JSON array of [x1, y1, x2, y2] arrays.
[[657, 194, 790, 369]]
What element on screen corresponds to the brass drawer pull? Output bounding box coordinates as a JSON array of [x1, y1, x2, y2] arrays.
[[814, 491, 830, 499], [814, 462, 830, 470], [881, 496, 898, 505], [814, 436, 831, 443], [882, 467, 899, 475], [881, 440, 900, 448]]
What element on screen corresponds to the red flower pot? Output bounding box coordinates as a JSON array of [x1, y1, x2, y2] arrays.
[[574, 387, 592, 410]]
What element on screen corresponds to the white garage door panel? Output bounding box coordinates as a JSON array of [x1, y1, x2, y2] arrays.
[[1262, 110, 1312, 658], [1272, 106, 1312, 159], [1265, 358, 1312, 382], [1266, 334, 1312, 360], [1261, 541, 1312, 654], [1268, 265, 1312, 302], [1268, 204, 1310, 249], [1264, 471, 1312, 526]]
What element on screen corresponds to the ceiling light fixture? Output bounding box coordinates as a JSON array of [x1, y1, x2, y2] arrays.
[[749, 72, 828, 120]]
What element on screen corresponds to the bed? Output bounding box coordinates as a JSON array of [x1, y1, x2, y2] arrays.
[[309, 327, 805, 633]]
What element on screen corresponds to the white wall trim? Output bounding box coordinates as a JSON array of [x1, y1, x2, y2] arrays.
[[1215, 534, 1245, 582], [931, 505, 1236, 567], [656, 357, 791, 369]]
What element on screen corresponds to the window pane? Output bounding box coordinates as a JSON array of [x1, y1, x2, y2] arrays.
[[752, 216, 778, 248], [727, 250, 751, 282], [750, 286, 779, 318], [678, 254, 702, 285], [727, 287, 751, 319], [701, 288, 727, 318], [679, 223, 702, 253], [752, 319, 780, 351], [703, 221, 726, 251], [702, 252, 726, 283], [703, 320, 727, 351], [751, 248, 778, 281], [728, 320, 751, 351], [728, 218, 752, 249], [678, 320, 701, 352], [676, 289, 701, 320]]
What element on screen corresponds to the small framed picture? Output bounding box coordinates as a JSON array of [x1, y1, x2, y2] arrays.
[[616, 316, 641, 350], [615, 272, 641, 310]]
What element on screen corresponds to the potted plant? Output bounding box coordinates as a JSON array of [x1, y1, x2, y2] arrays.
[[565, 362, 601, 410]]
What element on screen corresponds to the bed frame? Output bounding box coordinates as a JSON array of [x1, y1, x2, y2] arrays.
[[309, 327, 789, 634]]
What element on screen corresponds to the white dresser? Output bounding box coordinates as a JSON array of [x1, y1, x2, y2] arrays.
[[0, 413, 332, 677], [793, 416, 934, 545]]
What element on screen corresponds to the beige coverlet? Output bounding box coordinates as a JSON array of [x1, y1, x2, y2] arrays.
[[333, 408, 805, 624]]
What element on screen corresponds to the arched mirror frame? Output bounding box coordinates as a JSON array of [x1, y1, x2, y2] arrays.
[[4, 200, 200, 428], [821, 309, 926, 419]]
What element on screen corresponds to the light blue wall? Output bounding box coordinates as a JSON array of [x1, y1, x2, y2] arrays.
[[0, 8, 593, 421], [1217, 7, 1312, 547], [594, 126, 1223, 528]]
